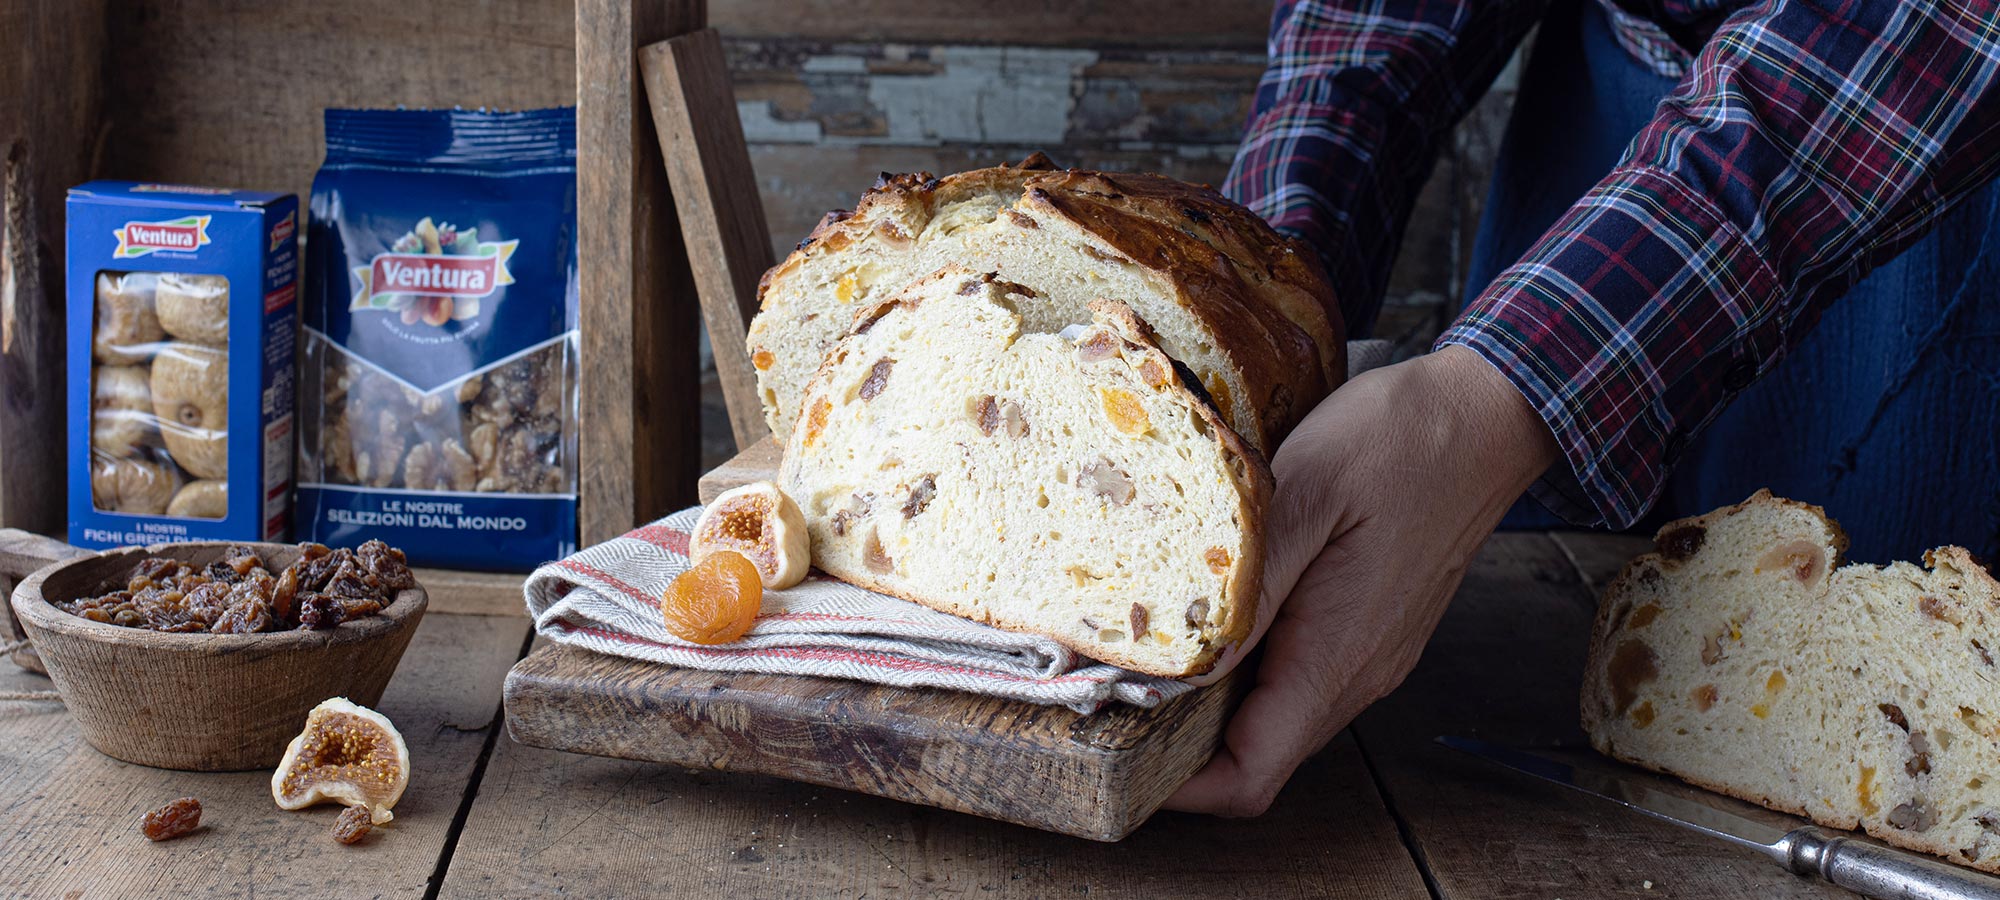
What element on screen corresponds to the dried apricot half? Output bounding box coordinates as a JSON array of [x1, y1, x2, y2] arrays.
[[662, 550, 763, 645], [271, 697, 409, 825], [690, 481, 809, 589]]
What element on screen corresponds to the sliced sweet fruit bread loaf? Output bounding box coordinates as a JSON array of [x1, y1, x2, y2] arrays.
[[748, 153, 1344, 454], [1582, 490, 2000, 871], [778, 267, 1270, 677]]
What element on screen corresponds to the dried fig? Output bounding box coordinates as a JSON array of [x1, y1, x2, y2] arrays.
[[690, 481, 810, 590], [151, 343, 229, 479], [271, 698, 409, 825], [92, 454, 181, 514], [94, 272, 163, 364], [167, 479, 227, 519], [92, 365, 157, 457], [154, 273, 230, 346]]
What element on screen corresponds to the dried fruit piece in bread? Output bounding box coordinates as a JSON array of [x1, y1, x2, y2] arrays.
[[750, 154, 1344, 453], [1582, 490, 2000, 871], [779, 267, 1270, 677]]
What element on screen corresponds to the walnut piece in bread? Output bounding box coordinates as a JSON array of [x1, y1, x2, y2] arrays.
[[779, 267, 1270, 677], [749, 154, 1344, 453], [1582, 490, 2000, 871]]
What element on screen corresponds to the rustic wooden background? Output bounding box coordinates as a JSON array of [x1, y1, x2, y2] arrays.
[[708, 0, 1527, 463], [0, 0, 1526, 506]]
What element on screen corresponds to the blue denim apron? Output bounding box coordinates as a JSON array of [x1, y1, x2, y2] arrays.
[[1469, 0, 2000, 563]]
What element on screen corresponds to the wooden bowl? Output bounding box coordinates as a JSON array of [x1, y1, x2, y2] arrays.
[[9, 541, 427, 771]]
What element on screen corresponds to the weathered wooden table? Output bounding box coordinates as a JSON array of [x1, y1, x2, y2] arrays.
[[0, 531, 1860, 899]]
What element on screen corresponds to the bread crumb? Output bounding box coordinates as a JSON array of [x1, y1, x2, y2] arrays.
[[1643, 880, 1654, 890]]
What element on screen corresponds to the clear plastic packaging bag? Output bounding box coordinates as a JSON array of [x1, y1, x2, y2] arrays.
[[88, 270, 229, 519]]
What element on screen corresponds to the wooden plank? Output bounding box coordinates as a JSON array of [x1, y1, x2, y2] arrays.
[[0, 612, 530, 899], [746, 144, 1235, 261], [408, 567, 528, 618], [1550, 530, 1653, 596], [96, 0, 575, 205], [1351, 532, 1842, 898], [0, 527, 95, 672], [728, 40, 1260, 150], [577, 0, 707, 546], [642, 29, 777, 451], [446, 713, 1426, 899], [697, 436, 782, 502], [708, 0, 1270, 49], [0, 0, 104, 539], [504, 643, 1241, 840]]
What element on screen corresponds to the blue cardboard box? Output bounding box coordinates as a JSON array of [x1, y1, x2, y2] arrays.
[[67, 181, 300, 549]]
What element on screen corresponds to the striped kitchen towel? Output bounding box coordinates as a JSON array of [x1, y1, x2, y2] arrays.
[[526, 339, 1393, 713], [523, 507, 1194, 713]]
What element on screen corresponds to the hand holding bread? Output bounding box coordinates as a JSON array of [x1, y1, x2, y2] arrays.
[[1167, 346, 1559, 815]]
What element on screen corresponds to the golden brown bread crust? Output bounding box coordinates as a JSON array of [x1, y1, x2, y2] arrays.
[[755, 153, 1345, 451]]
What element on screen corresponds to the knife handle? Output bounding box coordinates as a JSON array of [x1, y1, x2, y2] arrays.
[[1780, 826, 2000, 900]]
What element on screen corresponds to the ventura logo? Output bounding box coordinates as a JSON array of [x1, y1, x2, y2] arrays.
[[270, 211, 295, 251], [351, 241, 518, 309], [113, 216, 212, 258]]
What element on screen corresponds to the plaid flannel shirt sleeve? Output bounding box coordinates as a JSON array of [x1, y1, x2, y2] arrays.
[[1223, 0, 1549, 337], [1437, 1, 2000, 528]]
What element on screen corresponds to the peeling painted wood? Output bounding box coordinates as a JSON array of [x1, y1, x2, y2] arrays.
[[727, 40, 1260, 150], [745, 144, 1237, 260], [709, 0, 1271, 50]]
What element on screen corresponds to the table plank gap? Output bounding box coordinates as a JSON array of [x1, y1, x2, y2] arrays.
[[0, 612, 530, 899], [423, 623, 540, 900], [1547, 530, 1654, 600], [1351, 727, 1449, 900]]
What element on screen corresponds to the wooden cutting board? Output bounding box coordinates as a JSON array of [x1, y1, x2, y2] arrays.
[[502, 438, 1242, 840]]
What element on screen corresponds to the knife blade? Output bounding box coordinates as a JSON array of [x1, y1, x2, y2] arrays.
[[1437, 735, 2000, 900]]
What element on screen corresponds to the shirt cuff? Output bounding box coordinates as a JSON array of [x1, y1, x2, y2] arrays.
[[1434, 166, 1787, 529]]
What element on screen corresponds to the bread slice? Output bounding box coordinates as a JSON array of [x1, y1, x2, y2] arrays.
[[777, 266, 1271, 677], [748, 153, 1344, 453], [1582, 490, 2000, 871]]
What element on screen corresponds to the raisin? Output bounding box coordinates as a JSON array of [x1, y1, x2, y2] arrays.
[[901, 475, 936, 518], [661, 551, 762, 645], [973, 395, 1000, 435], [59, 541, 403, 633], [331, 805, 374, 845], [1657, 524, 1706, 562], [298, 594, 346, 630], [858, 358, 895, 401], [141, 797, 202, 841], [355, 539, 416, 592]]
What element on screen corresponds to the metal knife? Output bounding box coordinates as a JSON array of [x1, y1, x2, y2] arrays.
[[1438, 735, 2000, 900]]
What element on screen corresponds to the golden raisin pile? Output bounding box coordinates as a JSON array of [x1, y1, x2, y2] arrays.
[[57, 540, 416, 633], [661, 551, 762, 645]]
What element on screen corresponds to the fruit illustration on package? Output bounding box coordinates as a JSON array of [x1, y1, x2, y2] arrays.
[[349, 215, 518, 327]]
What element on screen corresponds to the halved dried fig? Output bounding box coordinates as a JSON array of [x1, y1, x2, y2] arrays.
[[270, 698, 409, 825], [690, 481, 809, 590]]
